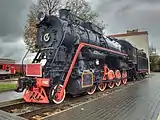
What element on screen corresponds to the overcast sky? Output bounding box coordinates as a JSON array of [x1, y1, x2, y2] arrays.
[[90, 0, 160, 52], [0, 0, 159, 63], [0, 0, 32, 63]]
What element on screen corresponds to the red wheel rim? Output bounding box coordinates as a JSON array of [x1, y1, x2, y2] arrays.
[[108, 82, 115, 89], [98, 83, 107, 91], [107, 70, 115, 89], [122, 71, 127, 85], [115, 70, 121, 86], [87, 85, 97, 95], [51, 85, 66, 104]]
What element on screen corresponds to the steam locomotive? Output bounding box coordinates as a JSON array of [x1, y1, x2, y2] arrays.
[[15, 9, 148, 104]]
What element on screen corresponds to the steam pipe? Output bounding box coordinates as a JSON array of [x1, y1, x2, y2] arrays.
[[21, 46, 30, 76]]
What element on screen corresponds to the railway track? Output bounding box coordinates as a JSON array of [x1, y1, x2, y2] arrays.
[[0, 76, 150, 120]]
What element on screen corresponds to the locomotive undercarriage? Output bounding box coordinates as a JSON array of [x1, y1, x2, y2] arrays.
[[15, 43, 129, 104]]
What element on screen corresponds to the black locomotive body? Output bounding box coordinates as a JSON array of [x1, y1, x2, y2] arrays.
[[15, 9, 148, 104]]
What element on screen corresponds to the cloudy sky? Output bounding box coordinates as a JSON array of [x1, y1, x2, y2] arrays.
[[0, 0, 159, 63], [90, 0, 160, 52], [0, 0, 32, 63]]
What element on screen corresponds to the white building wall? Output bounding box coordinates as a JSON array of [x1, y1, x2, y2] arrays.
[[112, 34, 150, 74]]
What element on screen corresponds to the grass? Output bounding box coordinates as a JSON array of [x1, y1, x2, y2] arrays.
[[0, 83, 16, 92]]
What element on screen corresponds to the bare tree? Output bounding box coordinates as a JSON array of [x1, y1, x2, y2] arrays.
[[36, 0, 62, 15], [24, 11, 37, 52], [65, 0, 98, 21], [65, 0, 106, 29], [149, 44, 157, 56]]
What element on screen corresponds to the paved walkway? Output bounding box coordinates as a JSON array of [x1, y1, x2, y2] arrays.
[[0, 78, 23, 102], [0, 91, 23, 102], [44, 73, 160, 120]]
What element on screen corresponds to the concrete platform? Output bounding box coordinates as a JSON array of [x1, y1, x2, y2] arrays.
[[0, 110, 26, 120], [43, 73, 160, 120], [0, 91, 23, 103]]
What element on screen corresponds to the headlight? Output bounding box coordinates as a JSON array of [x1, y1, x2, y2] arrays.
[[37, 12, 46, 22]]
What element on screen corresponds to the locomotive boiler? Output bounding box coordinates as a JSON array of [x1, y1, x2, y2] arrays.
[[15, 9, 148, 104], [36, 9, 121, 51]]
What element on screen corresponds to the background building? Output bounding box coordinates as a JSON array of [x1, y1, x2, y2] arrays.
[[108, 29, 150, 73]]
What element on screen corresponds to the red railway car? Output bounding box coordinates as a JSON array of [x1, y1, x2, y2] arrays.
[[0, 58, 27, 79], [15, 64, 26, 75], [0, 58, 16, 79]]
